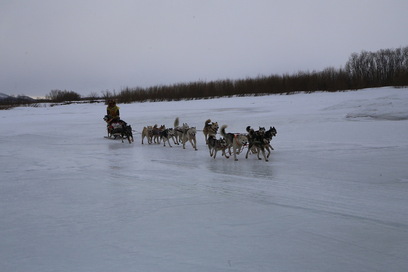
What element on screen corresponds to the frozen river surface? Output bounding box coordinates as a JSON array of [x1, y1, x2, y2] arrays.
[[1, 87, 408, 271]]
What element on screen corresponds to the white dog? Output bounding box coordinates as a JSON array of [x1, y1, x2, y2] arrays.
[[182, 126, 198, 150], [174, 117, 197, 150]]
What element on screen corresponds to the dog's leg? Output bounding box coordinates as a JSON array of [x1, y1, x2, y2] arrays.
[[127, 127, 133, 143], [227, 146, 232, 157], [255, 146, 261, 160], [236, 144, 244, 155], [233, 145, 238, 161], [182, 133, 187, 149], [256, 147, 262, 160], [188, 137, 193, 149], [245, 143, 253, 159], [170, 135, 177, 145], [261, 148, 268, 161], [223, 148, 229, 158], [257, 146, 268, 161], [191, 137, 197, 151], [266, 144, 271, 158]]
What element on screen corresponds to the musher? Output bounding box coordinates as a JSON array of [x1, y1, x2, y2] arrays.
[[106, 99, 120, 124]]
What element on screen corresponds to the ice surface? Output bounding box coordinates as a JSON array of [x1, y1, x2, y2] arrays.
[[1, 87, 408, 271]]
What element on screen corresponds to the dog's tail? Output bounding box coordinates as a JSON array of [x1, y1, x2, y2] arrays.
[[174, 117, 179, 128], [205, 119, 211, 126], [220, 125, 228, 138], [246, 126, 252, 133]]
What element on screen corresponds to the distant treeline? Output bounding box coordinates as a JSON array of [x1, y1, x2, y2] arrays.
[[5, 45, 405, 106], [0, 95, 38, 109], [45, 89, 81, 102], [111, 46, 407, 103]]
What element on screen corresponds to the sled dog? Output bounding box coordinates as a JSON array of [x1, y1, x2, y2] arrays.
[[182, 126, 198, 150], [207, 135, 229, 159], [245, 126, 268, 161], [220, 125, 248, 161], [174, 117, 197, 150], [203, 119, 219, 143], [245, 126, 277, 160], [151, 124, 165, 144], [104, 115, 134, 144], [159, 128, 177, 147], [121, 123, 134, 144], [141, 126, 153, 144], [264, 126, 277, 157]]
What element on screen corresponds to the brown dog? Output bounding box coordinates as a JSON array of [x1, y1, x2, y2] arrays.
[[203, 119, 219, 143]]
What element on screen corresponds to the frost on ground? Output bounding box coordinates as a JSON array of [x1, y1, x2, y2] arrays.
[[1, 87, 408, 272]]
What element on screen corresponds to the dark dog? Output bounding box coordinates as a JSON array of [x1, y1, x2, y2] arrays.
[[245, 126, 277, 161], [159, 128, 177, 147], [263, 126, 277, 157], [152, 124, 165, 144], [104, 115, 134, 144], [207, 135, 229, 159], [245, 126, 268, 161]]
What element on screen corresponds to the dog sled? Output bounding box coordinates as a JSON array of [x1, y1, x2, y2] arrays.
[[103, 115, 134, 143]]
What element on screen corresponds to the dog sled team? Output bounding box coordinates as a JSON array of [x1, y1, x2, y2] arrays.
[[141, 117, 197, 150], [103, 100, 277, 161], [139, 117, 277, 162]]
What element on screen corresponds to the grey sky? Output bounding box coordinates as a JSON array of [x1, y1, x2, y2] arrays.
[[1, 0, 407, 98]]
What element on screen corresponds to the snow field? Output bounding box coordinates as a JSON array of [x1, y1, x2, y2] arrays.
[[1, 87, 408, 272]]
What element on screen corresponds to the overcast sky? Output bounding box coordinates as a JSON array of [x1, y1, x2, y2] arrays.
[[1, 0, 407, 98]]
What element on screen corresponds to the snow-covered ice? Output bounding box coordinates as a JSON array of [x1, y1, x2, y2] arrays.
[[1, 87, 408, 272]]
